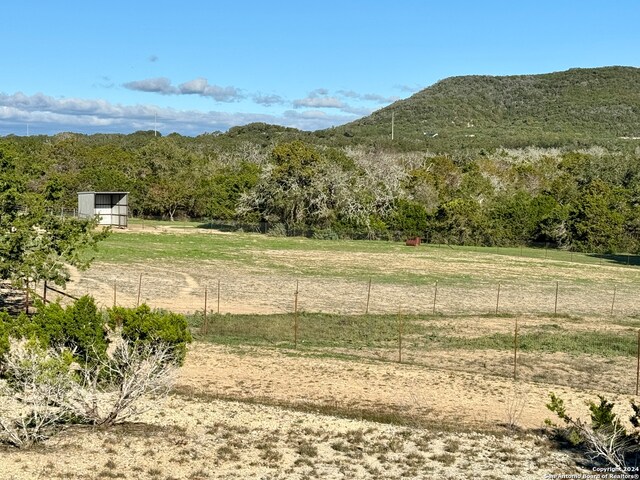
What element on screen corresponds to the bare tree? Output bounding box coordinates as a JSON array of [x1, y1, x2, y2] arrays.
[[0, 336, 177, 447], [0, 339, 73, 447], [66, 339, 176, 426]]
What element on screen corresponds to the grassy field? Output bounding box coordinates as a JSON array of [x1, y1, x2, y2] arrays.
[[63, 221, 640, 396], [185, 310, 639, 394], [11, 222, 638, 478], [189, 312, 637, 358], [91, 221, 640, 286]]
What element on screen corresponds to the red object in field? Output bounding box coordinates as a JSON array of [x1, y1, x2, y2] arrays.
[[405, 237, 421, 246]]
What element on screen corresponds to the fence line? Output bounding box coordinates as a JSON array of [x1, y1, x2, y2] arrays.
[[58, 269, 640, 318], [32, 270, 640, 396]]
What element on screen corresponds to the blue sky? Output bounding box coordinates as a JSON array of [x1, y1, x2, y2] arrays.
[[1, 0, 638, 136]]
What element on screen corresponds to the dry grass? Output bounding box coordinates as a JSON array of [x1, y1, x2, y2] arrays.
[[1, 392, 580, 480], [14, 228, 639, 477], [60, 229, 640, 318]]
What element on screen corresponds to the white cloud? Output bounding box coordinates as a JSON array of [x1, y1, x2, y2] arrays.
[[123, 77, 177, 95], [253, 93, 285, 106], [178, 78, 243, 102], [0, 92, 359, 135], [294, 88, 398, 113], [337, 90, 399, 104], [293, 96, 346, 109], [283, 109, 359, 130], [123, 77, 243, 102]]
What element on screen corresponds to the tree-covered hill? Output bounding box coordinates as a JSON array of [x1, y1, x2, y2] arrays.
[[3, 67, 640, 253], [320, 66, 640, 151]]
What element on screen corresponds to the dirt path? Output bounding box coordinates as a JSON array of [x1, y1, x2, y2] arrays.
[[63, 255, 640, 317]]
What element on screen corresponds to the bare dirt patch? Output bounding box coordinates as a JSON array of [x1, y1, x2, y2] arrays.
[[60, 252, 640, 318], [179, 343, 614, 432], [2, 343, 586, 479]]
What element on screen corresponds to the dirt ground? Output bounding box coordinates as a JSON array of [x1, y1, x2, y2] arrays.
[[179, 343, 621, 432], [4, 230, 637, 477], [1, 343, 589, 479], [59, 250, 640, 318]]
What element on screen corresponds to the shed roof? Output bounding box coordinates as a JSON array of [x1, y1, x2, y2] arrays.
[[77, 191, 129, 195]]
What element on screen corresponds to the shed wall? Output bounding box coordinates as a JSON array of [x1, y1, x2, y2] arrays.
[[77, 193, 95, 219], [77, 192, 128, 227]]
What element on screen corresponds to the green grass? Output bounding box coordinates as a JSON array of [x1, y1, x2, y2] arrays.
[[192, 312, 431, 349], [96, 223, 611, 263], [430, 331, 637, 357], [90, 225, 640, 288], [190, 312, 637, 358]]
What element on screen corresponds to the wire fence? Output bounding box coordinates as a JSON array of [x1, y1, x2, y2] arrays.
[[26, 269, 640, 397], [52, 265, 640, 318]]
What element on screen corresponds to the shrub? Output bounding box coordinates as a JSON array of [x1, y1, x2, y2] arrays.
[[0, 338, 77, 447], [0, 336, 177, 447], [30, 296, 108, 363], [546, 392, 640, 471], [266, 222, 287, 237], [312, 228, 340, 240], [0, 297, 191, 447], [107, 305, 191, 366]]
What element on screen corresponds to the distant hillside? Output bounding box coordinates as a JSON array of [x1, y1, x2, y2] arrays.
[[317, 66, 640, 151]]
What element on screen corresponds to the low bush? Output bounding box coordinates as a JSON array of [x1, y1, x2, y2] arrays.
[[546, 393, 640, 471], [0, 296, 192, 447], [108, 304, 191, 366]]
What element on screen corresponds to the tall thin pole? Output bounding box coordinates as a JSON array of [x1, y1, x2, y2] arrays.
[[398, 309, 403, 364], [136, 273, 143, 307], [365, 278, 372, 314], [113, 279, 117, 307], [610, 285, 616, 316], [432, 281, 438, 315], [43, 281, 47, 304], [217, 279, 221, 314], [495, 282, 501, 315], [391, 112, 395, 141], [514, 318, 519, 381], [554, 281, 559, 316], [203, 286, 208, 335], [294, 281, 299, 349]]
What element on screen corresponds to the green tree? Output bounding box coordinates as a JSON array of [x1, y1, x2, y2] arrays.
[[239, 141, 348, 232], [568, 180, 628, 253], [388, 199, 428, 238], [196, 162, 260, 220], [432, 198, 488, 245], [0, 149, 109, 287], [133, 138, 203, 220]]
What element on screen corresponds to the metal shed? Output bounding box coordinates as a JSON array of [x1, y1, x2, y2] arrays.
[[77, 192, 129, 227]]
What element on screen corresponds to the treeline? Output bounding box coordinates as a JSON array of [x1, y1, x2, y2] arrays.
[[2, 132, 640, 253]]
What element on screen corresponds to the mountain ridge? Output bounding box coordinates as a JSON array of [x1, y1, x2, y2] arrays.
[[317, 66, 640, 150]]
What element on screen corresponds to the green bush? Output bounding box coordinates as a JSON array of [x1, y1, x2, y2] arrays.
[[108, 304, 191, 365], [29, 296, 108, 363], [388, 199, 428, 238], [547, 392, 640, 470], [1, 297, 191, 370], [0, 298, 191, 447], [312, 228, 340, 240]]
